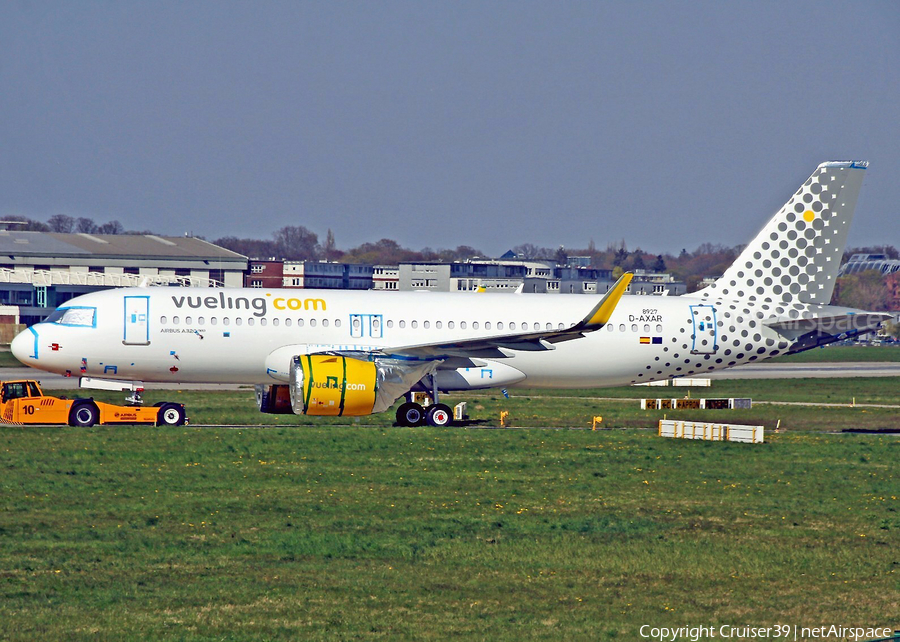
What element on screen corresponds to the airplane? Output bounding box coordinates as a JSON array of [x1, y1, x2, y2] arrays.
[[10, 160, 890, 427]]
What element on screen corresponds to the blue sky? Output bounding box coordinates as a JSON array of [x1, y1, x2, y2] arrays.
[[1, 1, 897, 256]]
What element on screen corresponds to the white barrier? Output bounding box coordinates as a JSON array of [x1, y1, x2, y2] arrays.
[[658, 419, 764, 444], [634, 378, 712, 387], [641, 398, 752, 410]]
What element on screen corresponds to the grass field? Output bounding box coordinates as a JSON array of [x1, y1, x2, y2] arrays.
[[1, 347, 899, 639], [1, 424, 898, 641], [0, 349, 23, 368]]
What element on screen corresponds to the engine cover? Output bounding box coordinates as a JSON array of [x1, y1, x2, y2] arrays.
[[290, 354, 377, 416]]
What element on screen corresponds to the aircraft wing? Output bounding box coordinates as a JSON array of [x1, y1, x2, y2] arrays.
[[370, 273, 633, 360]]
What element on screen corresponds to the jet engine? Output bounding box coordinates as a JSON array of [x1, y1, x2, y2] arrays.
[[254, 354, 439, 417], [289, 354, 376, 416]]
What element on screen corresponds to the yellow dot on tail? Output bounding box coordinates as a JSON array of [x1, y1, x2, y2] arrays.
[[803, 210, 815, 222]]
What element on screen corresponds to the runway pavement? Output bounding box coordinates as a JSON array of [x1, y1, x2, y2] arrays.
[[707, 361, 900, 379]]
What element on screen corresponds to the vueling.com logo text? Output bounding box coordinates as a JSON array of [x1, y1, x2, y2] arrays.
[[171, 292, 326, 318]]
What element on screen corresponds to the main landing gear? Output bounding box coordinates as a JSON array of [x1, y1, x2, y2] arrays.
[[395, 401, 453, 427], [395, 377, 454, 427]]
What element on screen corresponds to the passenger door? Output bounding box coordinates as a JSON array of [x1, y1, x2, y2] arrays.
[[689, 304, 717, 354], [124, 296, 150, 345]]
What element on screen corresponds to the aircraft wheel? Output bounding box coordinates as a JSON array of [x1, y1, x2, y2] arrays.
[[255, 385, 271, 412], [69, 402, 99, 427], [396, 402, 425, 427], [157, 403, 186, 426], [426, 403, 453, 427]]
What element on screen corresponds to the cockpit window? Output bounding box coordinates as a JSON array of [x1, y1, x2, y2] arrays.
[[43, 306, 96, 327]]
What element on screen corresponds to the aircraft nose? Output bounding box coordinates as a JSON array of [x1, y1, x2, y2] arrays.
[[10, 328, 35, 364]]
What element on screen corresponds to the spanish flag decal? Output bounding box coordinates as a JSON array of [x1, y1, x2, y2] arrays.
[[639, 337, 651, 344]]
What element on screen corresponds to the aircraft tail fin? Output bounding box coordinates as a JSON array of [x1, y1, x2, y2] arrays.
[[699, 161, 867, 306]]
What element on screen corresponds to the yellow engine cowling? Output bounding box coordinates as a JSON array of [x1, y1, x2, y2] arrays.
[[290, 354, 377, 416]]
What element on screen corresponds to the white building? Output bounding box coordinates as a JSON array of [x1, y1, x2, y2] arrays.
[[0, 231, 247, 325]]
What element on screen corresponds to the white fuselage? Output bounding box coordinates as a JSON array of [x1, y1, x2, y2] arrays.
[[11, 286, 797, 389]]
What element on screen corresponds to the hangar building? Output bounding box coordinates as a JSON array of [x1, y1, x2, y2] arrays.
[[0, 231, 247, 329]]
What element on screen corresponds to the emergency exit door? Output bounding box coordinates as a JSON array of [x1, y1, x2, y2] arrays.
[[124, 296, 150, 345], [689, 304, 717, 354]]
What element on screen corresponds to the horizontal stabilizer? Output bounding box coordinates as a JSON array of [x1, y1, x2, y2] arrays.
[[765, 312, 891, 334]]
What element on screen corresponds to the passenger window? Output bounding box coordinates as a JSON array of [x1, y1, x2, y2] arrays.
[[284, 318, 291, 327], [485, 322, 491, 330], [334, 319, 341, 328], [173, 316, 180, 324], [435, 321, 442, 329], [631, 324, 638, 332], [423, 321, 430, 329], [211, 317, 218, 326], [310, 319, 317, 327], [272, 318, 279, 327], [399, 321, 406, 329], [298, 319, 304, 327], [235, 318, 243, 326], [460, 321, 466, 330], [472, 322, 479, 330], [185, 316, 192, 325], [619, 324, 626, 332], [386, 320, 393, 328], [448, 321, 454, 329], [223, 318, 230, 326], [322, 319, 329, 327], [411, 321, 418, 329], [160, 316, 167, 325], [497, 322, 504, 330], [656, 324, 663, 333], [198, 317, 205, 325]]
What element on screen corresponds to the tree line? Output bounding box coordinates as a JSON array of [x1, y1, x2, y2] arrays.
[[4, 214, 130, 235], [7, 214, 899, 310]]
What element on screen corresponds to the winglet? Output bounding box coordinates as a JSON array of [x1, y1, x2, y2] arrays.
[[578, 272, 633, 329]]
